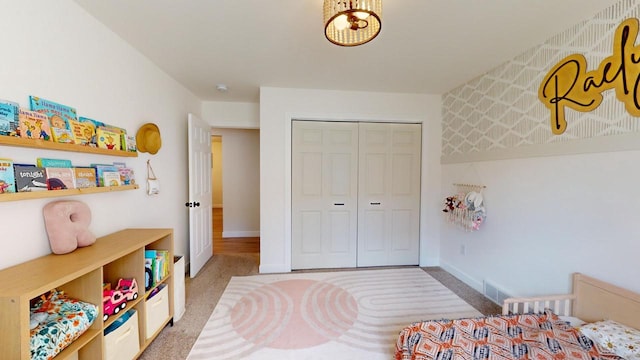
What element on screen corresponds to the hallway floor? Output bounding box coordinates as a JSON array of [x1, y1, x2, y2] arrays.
[[212, 207, 260, 257]]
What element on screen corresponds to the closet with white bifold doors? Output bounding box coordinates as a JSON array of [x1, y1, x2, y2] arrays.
[[291, 120, 421, 270]]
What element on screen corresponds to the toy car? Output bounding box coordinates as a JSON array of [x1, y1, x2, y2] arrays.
[[103, 289, 127, 321], [116, 278, 139, 301]]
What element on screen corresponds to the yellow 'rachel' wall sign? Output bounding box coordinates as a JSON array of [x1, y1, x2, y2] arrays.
[[539, 18, 640, 135]]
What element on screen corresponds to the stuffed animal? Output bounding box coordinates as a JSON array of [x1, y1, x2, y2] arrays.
[[43, 200, 96, 254]]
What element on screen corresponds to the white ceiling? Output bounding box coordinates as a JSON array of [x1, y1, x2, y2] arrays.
[[73, 0, 619, 103]]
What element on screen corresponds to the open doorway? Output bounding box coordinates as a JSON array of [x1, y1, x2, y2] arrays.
[[210, 129, 260, 260]]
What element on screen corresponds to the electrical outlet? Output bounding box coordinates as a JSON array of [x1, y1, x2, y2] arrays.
[[460, 244, 466, 255]]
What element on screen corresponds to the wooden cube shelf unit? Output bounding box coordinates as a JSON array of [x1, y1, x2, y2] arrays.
[[0, 228, 174, 360]]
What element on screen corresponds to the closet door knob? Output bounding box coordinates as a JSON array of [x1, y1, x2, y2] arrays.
[[334, 203, 345, 206], [370, 202, 381, 205]]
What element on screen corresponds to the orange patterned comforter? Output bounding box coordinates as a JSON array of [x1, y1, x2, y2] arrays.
[[395, 310, 621, 360]]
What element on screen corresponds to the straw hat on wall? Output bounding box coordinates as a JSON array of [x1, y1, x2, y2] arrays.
[[136, 123, 161, 154]]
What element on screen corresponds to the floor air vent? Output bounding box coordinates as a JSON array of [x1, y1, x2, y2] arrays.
[[483, 280, 511, 305]]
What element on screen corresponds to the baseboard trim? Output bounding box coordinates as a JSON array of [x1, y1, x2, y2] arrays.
[[259, 264, 291, 273], [439, 260, 484, 293], [222, 231, 260, 238]]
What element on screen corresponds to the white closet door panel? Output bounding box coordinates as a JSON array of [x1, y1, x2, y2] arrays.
[[330, 154, 352, 195], [358, 123, 421, 267], [359, 209, 386, 264], [391, 210, 412, 250], [329, 210, 352, 253], [292, 121, 358, 269], [300, 211, 322, 253]]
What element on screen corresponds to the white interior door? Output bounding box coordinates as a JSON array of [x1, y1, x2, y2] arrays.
[[291, 121, 358, 269], [188, 113, 213, 277], [357, 123, 421, 267]]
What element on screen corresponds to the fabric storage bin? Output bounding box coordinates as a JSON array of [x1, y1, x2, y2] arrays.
[[145, 285, 169, 339], [104, 310, 140, 360]]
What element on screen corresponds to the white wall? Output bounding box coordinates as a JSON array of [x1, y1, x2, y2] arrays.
[[202, 101, 259, 129], [210, 129, 260, 237], [259, 87, 442, 273], [440, 150, 640, 296], [0, 1, 200, 270]]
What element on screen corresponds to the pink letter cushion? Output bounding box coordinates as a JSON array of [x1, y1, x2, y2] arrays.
[[43, 200, 96, 254]]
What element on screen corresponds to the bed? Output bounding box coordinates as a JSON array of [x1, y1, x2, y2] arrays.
[[395, 273, 640, 360]]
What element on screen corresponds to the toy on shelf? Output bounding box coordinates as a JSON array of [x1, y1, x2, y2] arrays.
[[116, 278, 138, 301], [103, 289, 126, 322], [103, 278, 138, 321]]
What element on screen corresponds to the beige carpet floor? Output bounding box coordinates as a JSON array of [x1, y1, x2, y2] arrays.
[[139, 255, 500, 360]]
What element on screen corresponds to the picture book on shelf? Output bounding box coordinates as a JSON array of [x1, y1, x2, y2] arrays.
[[96, 126, 122, 150], [125, 135, 137, 152], [51, 127, 75, 144], [0, 100, 19, 136], [18, 109, 51, 141], [118, 167, 135, 185], [69, 120, 94, 145], [144, 257, 154, 291], [79, 116, 104, 129], [14, 165, 47, 192], [91, 164, 118, 187], [37, 158, 72, 168], [103, 125, 127, 150], [29, 96, 77, 131], [0, 158, 16, 193], [74, 167, 97, 188], [102, 171, 121, 187], [144, 249, 169, 287], [79, 117, 104, 145], [45, 167, 76, 190]]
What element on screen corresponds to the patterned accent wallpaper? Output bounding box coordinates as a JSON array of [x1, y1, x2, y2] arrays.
[[441, 0, 640, 159]]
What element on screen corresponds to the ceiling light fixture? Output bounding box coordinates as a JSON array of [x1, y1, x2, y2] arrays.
[[324, 0, 382, 47], [216, 84, 228, 92]]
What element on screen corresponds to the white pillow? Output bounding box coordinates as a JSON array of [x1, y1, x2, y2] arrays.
[[579, 319, 640, 359], [559, 316, 587, 327]]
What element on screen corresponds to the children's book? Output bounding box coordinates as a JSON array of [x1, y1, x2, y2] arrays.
[[91, 164, 119, 187], [45, 167, 76, 190], [156, 250, 170, 281], [144, 258, 154, 291], [103, 171, 121, 187], [144, 250, 157, 290], [118, 167, 135, 185], [0, 158, 16, 193], [79, 116, 105, 129], [103, 125, 127, 150], [51, 127, 75, 144], [0, 100, 19, 136], [125, 135, 137, 152], [29, 96, 77, 132], [69, 120, 94, 145], [96, 126, 122, 150], [79, 117, 105, 145], [14, 165, 47, 192], [37, 158, 72, 168], [74, 167, 97, 188], [19, 109, 51, 141]]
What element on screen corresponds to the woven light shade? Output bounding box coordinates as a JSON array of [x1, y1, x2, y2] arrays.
[[324, 0, 382, 47]]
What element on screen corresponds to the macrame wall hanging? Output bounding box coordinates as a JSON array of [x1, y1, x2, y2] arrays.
[[442, 183, 487, 231]]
